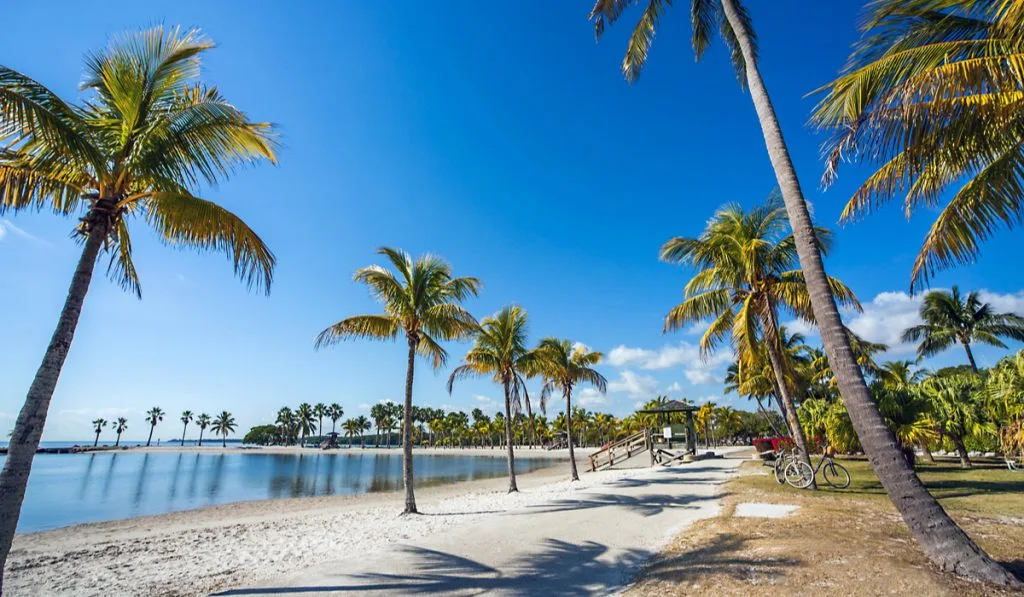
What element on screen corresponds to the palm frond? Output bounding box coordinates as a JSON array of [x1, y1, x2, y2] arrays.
[[314, 315, 400, 349]]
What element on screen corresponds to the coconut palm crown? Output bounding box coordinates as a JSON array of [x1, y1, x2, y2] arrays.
[[812, 0, 1024, 290], [902, 286, 1024, 371]]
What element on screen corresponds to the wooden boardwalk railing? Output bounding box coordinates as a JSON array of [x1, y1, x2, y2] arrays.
[[588, 430, 649, 472]]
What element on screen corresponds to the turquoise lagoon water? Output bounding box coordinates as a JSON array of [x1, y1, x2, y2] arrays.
[[8, 450, 556, 533]]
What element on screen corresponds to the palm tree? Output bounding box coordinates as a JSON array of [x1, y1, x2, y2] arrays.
[[0, 26, 276, 580], [91, 418, 107, 447], [315, 247, 479, 515], [534, 339, 607, 481], [902, 286, 1024, 372], [113, 417, 128, 447], [342, 419, 359, 446], [449, 305, 537, 492], [587, 1, 1017, 583], [354, 415, 371, 448], [313, 403, 327, 439], [369, 403, 387, 447], [295, 403, 316, 446], [813, 1, 1024, 290], [328, 403, 344, 435], [144, 407, 165, 447], [196, 414, 211, 447], [275, 407, 296, 445], [660, 198, 860, 482], [179, 411, 193, 447], [212, 411, 237, 448]]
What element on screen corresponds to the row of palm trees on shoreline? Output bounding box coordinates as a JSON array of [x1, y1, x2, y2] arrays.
[[3, 0, 1024, 587], [90, 409, 236, 448]]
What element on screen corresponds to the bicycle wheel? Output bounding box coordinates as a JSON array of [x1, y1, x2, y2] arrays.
[[773, 456, 788, 485], [822, 460, 851, 489], [784, 460, 814, 489]]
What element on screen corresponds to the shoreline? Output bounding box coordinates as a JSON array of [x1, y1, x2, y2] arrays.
[[25, 444, 590, 459], [7, 453, 602, 597]]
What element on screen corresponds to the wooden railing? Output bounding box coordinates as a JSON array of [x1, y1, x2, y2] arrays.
[[588, 430, 649, 472]]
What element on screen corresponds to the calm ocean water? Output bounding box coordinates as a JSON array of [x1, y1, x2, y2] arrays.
[[7, 450, 557, 533]]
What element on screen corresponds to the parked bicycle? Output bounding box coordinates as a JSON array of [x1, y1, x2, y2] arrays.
[[784, 446, 851, 489]]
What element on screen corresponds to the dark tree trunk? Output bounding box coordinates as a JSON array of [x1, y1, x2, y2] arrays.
[[222, 435, 226, 448], [920, 441, 936, 464], [402, 336, 418, 514], [0, 224, 105, 590], [503, 377, 518, 493], [146, 424, 156, 447], [116, 432, 122, 447], [719, 0, 1019, 585], [565, 388, 579, 482], [961, 341, 979, 373], [951, 434, 972, 468], [181, 423, 188, 447], [198, 428, 205, 447], [94, 431, 101, 447]]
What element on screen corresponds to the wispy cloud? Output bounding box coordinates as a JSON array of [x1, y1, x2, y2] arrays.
[[577, 387, 608, 407], [606, 341, 730, 388], [0, 219, 43, 244], [607, 370, 659, 399]]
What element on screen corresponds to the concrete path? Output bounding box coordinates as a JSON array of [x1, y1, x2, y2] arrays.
[[214, 449, 746, 597]]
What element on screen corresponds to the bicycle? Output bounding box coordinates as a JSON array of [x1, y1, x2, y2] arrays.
[[773, 447, 808, 486], [784, 447, 851, 489]]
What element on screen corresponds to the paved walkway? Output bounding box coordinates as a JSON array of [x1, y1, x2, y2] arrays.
[[214, 449, 746, 597]]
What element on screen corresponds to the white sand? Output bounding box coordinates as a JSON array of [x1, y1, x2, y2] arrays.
[[7, 450, 742, 597]]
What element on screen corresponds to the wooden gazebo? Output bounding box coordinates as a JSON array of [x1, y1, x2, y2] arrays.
[[638, 400, 698, 456]]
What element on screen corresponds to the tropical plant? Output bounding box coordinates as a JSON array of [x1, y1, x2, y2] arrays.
[[275, 407, 296, 445], [0, 26, 277, 580], [660, 197, 860, 483], [212, 411, 236, 448], [902, 286, 1024, 372], [315, 247, 479, 514], [179, 410, 193, 446], [144, 407, 164, 447], [295, 403, 316, 446], [586, 1, 1018, 582], [327, 403, 344, 435], [354, 415, 371, 448], [448, 305, 537, 492], [534, 339, 607, 481], [313, 403, 327, 438], [91, 418, 107, 447], [196, 413, 211, 447], [243, 425, 278, 446], [342, 418, 360, 446], [812, 0, 1024, 290], [113, 417, 127, 447], [985, 350, 1024, 460]]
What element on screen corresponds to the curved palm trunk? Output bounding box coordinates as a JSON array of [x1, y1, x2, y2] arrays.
[[0, 226, 105, 590], [502, 377, 518, 492], [961, 341, 979, 373], [565, 388, 580, 482], [950, 433, 972, 468], [181, 423, 188, 446], [198, 428, 205, 447], [402, 336, 418, 514], [94, 430, 101, 447], [146, 424, 156, 447], [719, 0, 1019, 585], [763, 329, 816, 489], [115, 432, 122, 447]]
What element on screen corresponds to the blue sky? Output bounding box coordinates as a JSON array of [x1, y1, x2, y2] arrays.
[[1, 1, 1021, 441]]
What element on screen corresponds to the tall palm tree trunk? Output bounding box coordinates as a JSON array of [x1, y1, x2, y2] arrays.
[[719, 0, 1019, 585], [950, 433, 972, 468], [0, 225, 105, 591], [94, 431, 101, 447], [755, 397, 785, 436], [146, 424, 156, 447], [402, 336, 418, 514], [502, 377, 518, 492], [198, 429, 204, 447], [961, 341, 979, 373], [115, 432, 122, 447], [222, 434, 226, 448], [181, 424, 188, 446], [565, 388, 580, 481]]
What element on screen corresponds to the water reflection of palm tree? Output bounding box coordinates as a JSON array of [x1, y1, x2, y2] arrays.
[[101, 454, 118, 500], [369, 453, 395, 492], [133, 453, 152, 509], [206, 454, 226, 501], [78, 454, 97, 500], [186, 454, 201, 500], [169, 453, 184, 500]]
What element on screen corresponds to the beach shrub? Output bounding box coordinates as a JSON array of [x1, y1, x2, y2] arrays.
[[243, 425, 279, 446]]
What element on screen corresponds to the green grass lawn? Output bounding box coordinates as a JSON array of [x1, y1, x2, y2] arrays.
[[734, 456, 1024, 519]]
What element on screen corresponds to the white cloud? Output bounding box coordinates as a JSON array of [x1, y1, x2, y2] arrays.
[[0, 220, 40, 244], [607, 370, 659, 399], [607, 346, 653, 367], [571, 341, 592, 354], [577, 388, 608, 407], [357, 403, 372, 411], [471, 394, 500, 410], [978, 290, 1024, 315], [684, 369, 715, 384], [666, 382, 683, 392]]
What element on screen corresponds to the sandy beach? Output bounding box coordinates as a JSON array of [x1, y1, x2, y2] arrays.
[[127, 444, 583, 459], [5, 449, 742, 597]]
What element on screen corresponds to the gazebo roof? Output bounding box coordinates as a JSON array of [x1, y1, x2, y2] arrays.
[[637, 399, 697, 414]]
